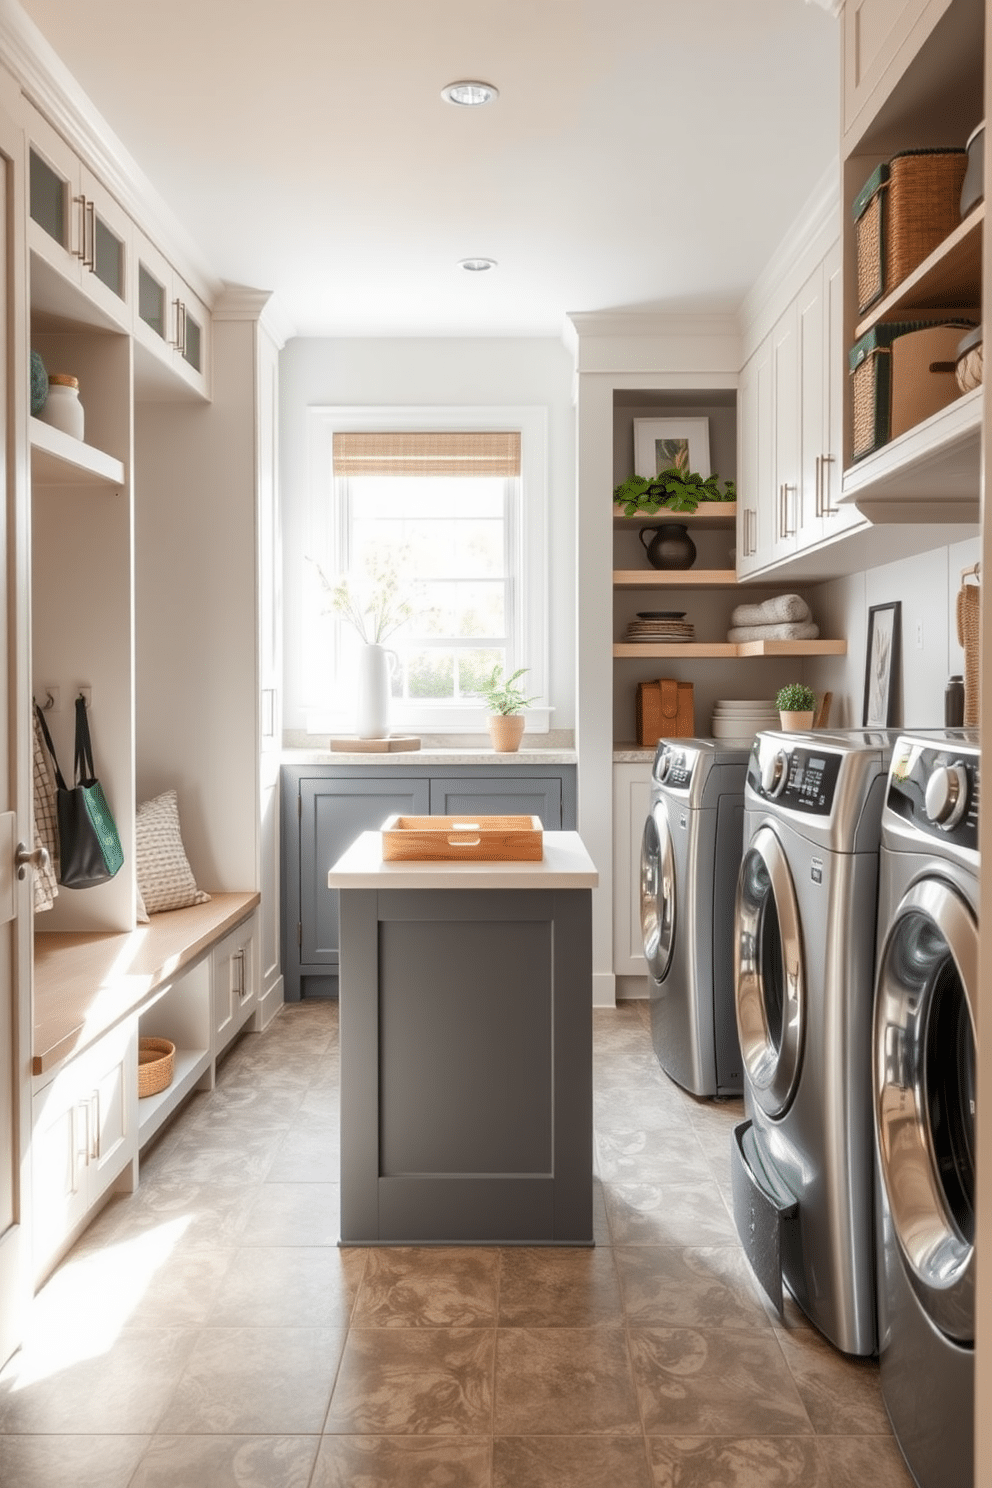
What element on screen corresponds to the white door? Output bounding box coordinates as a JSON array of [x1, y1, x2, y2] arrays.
[[0, 117, 34, 1369]]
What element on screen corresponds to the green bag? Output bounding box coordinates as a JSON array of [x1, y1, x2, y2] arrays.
[[35, 696, 124, 889]]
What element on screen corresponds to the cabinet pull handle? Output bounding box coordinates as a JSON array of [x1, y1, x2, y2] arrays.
[[782, 484, 796, 538], [814, 455, 822, 518], [73, 194, 86, 259], [89, 1093, 100, 1161], [83, 199, 95, 271], [171, 298, 185, 355], [821, 454, 836, 515]]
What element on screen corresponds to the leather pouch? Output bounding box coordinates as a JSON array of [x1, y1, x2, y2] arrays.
[[636, 678, 695, 746]]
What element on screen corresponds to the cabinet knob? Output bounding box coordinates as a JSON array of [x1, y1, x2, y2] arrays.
[[16, 841, 51, 881]]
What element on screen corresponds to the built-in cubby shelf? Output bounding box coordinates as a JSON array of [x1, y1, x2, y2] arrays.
[[853, 201, 983, 339], [614, 568, 738, 587], [29, 416, 125, 488], [613, 639, 847, 659], [613, 502, 737, 529], [839, 385, 981, 521]]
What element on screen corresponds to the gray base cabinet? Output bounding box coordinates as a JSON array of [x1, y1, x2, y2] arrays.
[[281, 762, 577, 1000], [339, 886, 592, 1244]]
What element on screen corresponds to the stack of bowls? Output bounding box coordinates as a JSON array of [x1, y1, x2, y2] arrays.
[[711, 700, 780, 740]]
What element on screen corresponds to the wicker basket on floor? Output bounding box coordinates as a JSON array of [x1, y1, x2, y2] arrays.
[[138, 1036, 175, 1098]]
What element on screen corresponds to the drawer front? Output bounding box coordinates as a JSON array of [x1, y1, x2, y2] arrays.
[[212, 913, 260, 1050], [428, 775, 563, 828]]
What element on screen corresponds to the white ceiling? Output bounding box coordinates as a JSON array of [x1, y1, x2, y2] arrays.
[[16, 0, 840, 339]]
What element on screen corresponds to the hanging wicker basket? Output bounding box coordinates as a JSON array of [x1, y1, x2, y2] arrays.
[[956, 576, 981, 727]]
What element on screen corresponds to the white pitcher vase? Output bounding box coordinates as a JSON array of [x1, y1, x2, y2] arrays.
[[356, 643, 397, 739]]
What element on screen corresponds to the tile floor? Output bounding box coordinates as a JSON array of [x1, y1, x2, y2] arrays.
[[0, 998, 917, 1487]]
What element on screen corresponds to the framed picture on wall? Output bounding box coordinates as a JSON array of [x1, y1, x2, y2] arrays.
[[863, 601, 901, 727], [634, 417, 711, 479]]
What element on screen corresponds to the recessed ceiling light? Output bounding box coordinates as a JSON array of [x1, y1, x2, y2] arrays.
[[442, 80, 499, 107], [458, 258, 498, 272]]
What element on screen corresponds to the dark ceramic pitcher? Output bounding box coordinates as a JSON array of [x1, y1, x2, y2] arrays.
[[638, 523, 697, 570]]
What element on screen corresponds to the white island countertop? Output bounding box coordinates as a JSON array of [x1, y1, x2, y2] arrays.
[[328, 829, 598, 890]]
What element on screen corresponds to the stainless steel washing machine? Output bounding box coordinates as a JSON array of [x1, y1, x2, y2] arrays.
[[730, 728, 900, 1357], [872, 731, 978, 1488], [640, 737, 748, 1097]]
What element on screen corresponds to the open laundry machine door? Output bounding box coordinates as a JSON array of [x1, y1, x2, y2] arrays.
[[734, 824, 806, 1119], [874, 875, 977, 1344], [640, 800, 676, 984]]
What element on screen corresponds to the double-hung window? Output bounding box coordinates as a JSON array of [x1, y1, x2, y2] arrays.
[[305, 406, 549, 734]]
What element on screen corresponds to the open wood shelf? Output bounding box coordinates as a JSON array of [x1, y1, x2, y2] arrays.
[[613, 568, 738, 587], [613, 502, 737, 529], [614, 639, 847, 659], [854, 203, 983, 340], [839, 385, 981, 522]]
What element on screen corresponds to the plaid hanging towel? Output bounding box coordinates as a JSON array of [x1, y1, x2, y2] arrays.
[[32, 707, 59, 911]]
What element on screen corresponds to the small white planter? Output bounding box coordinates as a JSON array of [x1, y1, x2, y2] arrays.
[[779, 710, 815, 732], [488, 714, 525, 752]]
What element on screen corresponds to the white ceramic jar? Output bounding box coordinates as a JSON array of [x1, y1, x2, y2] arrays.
[[40, 374, 84, 441]]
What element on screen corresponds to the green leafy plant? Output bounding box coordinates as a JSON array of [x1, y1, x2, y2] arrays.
[[775, 682, 817, 714], [477, 665, 538, 716], [614, 469, 737, 515]]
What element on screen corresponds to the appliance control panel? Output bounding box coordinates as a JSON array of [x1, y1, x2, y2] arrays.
[[653, 744, 695, 790], [887, 739, 980, 848], [748, 742, 843, 814]]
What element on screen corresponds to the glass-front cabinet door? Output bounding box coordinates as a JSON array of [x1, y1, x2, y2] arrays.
[[132, 228, 210, 399], [27, 105, 130, 329]]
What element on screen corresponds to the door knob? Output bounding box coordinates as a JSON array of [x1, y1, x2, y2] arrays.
[[16, 841, 51, 880]]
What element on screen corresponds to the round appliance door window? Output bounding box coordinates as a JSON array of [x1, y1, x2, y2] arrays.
[[640, 801, 676, 983], [734, 825, 805, 1118], [874, 876, 977, 1344]]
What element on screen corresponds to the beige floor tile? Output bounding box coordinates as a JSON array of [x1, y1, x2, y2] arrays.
[[73, 1177, 259, 1257], [616, 1247, 772, 1331], [628, 1327, 813, 1436], [354, 1248, 499, 1327], [238, 1181, 343, 1246], [0, 1434, 149, 1488], [594, 1087, 691, 1132], [497, 1247, 623, 1327], [595, 1126, 710, 1184], [776, 1327, 891, 1434], [0, 1326, 198, 1435], [265, 1125, 340, 1184], [312, 1434, 491, 1487], [158, 1325, 346, 1434], [816, 1434, 917, 1486], [324, 1327, 494, 1435], [493, 1326, 640, 1436], [647, 1435, 829, 1487], [208, 1245, 364, 1328], [494, 1434, 654, 1488], [604, 1180, 739, 1246], [129, 1434, 319, 1488], [151, 1126, 288, 1185]]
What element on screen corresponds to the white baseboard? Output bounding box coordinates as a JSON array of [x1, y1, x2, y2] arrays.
[[592, 972, 616, 1008]]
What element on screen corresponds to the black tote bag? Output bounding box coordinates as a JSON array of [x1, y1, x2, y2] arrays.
[[35, 696, 124, 889]]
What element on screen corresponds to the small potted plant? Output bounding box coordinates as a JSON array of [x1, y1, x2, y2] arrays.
[[478, 665, 538, 752], [776, 682, 818, 732]]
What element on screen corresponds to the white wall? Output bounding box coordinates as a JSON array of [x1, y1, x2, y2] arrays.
[[809, 533, 981, 729], [279, 337, 576, 739]]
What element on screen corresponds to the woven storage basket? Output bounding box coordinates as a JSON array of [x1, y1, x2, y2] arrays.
[[849, 319, 975, 461], [955, 324, 983, 393], [853, 149, 967, 314], [957, 579, 981, 727], [138, 1036, 175, 1098]]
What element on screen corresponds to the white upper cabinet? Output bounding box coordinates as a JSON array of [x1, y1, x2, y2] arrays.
[[26, 103, 131, 331], [842, 0, 953, 147], [132, 227, 211, 399]]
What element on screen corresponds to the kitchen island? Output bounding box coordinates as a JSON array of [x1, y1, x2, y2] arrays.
[[328, 830, 598, 1245]]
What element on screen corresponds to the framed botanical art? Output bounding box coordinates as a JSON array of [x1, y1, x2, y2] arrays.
[[863, 601, 901, 727], [634, 417, 711, 480]]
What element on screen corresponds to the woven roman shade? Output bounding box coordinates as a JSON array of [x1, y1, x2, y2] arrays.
[[333, 430, 520, 478]]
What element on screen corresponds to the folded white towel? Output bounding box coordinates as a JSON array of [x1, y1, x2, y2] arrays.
[[730, 594, 811, 627], [728, 621, 821, 643]]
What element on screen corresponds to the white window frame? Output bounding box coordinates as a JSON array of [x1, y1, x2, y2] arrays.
[[304, 405, 550, 735]]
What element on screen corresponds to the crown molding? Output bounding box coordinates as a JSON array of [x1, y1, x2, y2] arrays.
[[212, 285, 296, 349], [0, 0, 222, 305]]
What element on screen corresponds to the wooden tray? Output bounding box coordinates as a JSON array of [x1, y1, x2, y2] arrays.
[[380, 814, 543, 862]]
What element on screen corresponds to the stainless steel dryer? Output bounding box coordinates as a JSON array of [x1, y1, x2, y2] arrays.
[[730, 728, 899, 1357], [640, 737, 748, 1097], [872, 731, 978, 1488]]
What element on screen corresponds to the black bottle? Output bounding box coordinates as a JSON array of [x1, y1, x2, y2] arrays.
[[945, 675, 965, 727]]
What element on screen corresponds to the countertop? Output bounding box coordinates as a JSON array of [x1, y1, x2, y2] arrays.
[[283, 746, 577, 766], [327, 829, 598, 890]]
